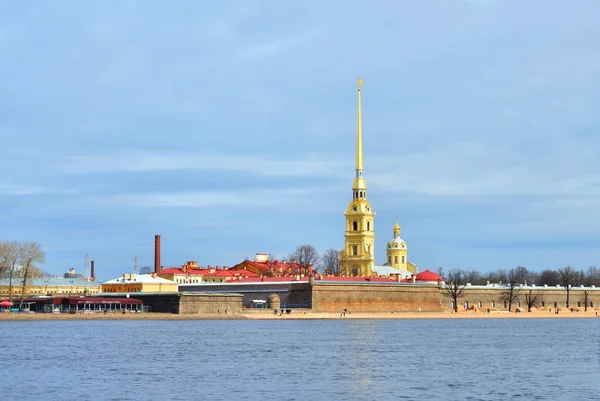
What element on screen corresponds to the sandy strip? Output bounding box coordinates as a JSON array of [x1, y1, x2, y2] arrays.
[[1, 310, 599, 321]]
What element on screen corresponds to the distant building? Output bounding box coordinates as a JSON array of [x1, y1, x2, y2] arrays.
[[231, 254, 313, 277], [101, 273, 178, 293], [160, 260, 260, 283], [0, 276, 100, 297]]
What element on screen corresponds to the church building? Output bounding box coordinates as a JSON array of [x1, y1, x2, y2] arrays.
[[339, 79, 417, 278]]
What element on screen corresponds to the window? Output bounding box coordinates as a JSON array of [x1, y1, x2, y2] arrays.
[[388, 256, 391, 264], [577, 301, 581, 307], [478, 301, 482, 308], [352, 221, 358, 231], [402, 256, 405, 263], [394, 256, 398, 264], [367, 221, 370, 231], [352, 246, 358, 256]]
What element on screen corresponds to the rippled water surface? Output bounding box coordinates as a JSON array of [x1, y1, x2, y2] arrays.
[[1, 318, 599, 400]]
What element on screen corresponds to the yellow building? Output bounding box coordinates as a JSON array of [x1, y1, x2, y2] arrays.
[[101, 273, 178, 293], [0, 277, 100, 297], [386, 220, 416, 274], [339, 80, 417, 278], [340, 79, 376, 277]]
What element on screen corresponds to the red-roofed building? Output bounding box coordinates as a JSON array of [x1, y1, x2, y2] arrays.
[[160, 261, 259, 284], [231, 254, 315, 278]]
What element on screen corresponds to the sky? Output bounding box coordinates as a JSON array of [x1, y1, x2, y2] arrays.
[[1, 1, 600, 281]]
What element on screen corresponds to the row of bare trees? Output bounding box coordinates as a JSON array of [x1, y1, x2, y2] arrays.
[[437, 265, 600, 287], [443, 266, 593, 312], [0, 240, 46, 310]]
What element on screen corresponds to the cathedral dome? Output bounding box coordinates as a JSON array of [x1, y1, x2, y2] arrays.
[[387, 237, 406, 248]]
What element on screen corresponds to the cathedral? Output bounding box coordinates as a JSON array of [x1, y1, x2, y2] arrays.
[[339, 79, 418, 278]]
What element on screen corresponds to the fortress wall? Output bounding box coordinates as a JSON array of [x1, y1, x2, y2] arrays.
[[311, 283, 442, 312], [454, 287, 600, 311], [178, 293, 242, 314], [128, 293, 243, 314]]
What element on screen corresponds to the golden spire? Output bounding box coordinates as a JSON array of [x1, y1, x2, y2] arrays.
[[353, 78, 367, 195], [356, 78, 364, 171]]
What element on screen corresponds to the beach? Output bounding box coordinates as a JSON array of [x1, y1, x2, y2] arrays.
[[1, 308, 599, 321]]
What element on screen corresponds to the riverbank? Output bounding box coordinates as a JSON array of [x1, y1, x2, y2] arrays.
[[1, 309, 599, 321]]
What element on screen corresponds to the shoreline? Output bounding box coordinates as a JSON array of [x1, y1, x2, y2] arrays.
[[1, 310, 599, 321]]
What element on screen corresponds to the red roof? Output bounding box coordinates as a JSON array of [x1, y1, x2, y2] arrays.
[[415, 270, 441, 282], [232, 260, 313, 275]]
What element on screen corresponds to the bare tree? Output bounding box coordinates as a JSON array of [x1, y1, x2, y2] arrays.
[[500, 268, 521, 312], [0, 241, 9, 279], [558, 266, 582, 308], [585, 266, 600, 286], [464, 270, 483, 285], [436, 267, 444, 279], [524, 290, 539, 312], [290, 245, 319, 274], [18, 241, 45, 311], [268, 253, 277, 262], [583, 290, 590, 312], [2, 241, 20, 303], [539, 269, 560, 286], [139, 266, 152, 274], [320, 249, 341, 275], [443, 269, 466, 312]]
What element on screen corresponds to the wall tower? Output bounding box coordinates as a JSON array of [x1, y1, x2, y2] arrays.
[[340, 79, 376, 277]]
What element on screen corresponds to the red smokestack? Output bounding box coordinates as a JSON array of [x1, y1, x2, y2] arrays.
[[154, 235, 161, 274], [90, 260, 95, 282]]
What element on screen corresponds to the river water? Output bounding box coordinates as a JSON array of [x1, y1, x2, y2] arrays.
[[1, 318, 599, 400]]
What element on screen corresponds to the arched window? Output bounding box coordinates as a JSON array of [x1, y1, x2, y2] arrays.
[[352, 221, 358, 231], [367, 221, 370, 231], [359, 191, 363, 198], [394, 256, 398, 264], [388, 256, 391, 264], [402, 256, 405, 263], [352, 246, 358, 256]]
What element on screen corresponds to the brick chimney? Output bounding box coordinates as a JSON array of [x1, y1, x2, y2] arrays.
[[154, 234, 161, 274], [90, 260, 95, 282]]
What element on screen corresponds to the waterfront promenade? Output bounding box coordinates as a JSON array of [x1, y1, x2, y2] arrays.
[[1, 309, 598, 321]]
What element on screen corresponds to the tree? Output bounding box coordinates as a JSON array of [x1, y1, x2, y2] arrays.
[[289, 245, 319, 275], [583, 290, 590, 312], [268, 254, 277, 262], [1, 241, 20, 303], [539, 269, 560, 286], [585, 266, 600, 286], [139, 266, 152, 274], [558, 266, 582, 308], [320, 249, 341, 275], [464, 270, 483, 285], [17, 241, 45, 311], [443, 269, 467, 312], [524, 290, 539, 312], [500, 268, 521, 312]]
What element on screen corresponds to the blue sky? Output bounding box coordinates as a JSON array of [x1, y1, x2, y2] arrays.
[[2, 1, 600, 280]]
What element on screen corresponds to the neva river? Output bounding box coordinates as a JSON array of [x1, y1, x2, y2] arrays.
[[1, 318, 599, 400]]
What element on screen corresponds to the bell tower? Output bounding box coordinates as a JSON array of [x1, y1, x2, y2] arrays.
[[340, 79, 376, 277]]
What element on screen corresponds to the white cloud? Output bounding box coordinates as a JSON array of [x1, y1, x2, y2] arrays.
[[237, 30, 318, 60], [101, 187, 324, 209], [56, 150, 348, 177]]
